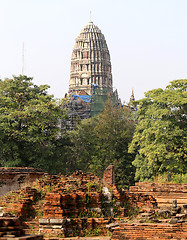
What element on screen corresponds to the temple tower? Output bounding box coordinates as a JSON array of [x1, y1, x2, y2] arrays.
[[69, 21, 113, 95], [130, 89, 135, 103]]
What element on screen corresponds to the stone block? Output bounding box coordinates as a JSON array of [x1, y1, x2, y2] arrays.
[[52, 225, 63, 229], [172, 199, 177, 208], [39, 219, 49, 224], [169, 218, 178, 224], [50, 219, 66, 224], [183, 204, 187, 213], [175, 213, 187, 219], [106, 222, 119, 229]]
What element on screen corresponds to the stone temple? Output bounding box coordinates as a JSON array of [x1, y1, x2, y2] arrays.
[[68, 21, 113, 96], [66, 21, 119, 127]]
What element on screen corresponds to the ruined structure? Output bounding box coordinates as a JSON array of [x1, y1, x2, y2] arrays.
[[65, 21, 136, 128], [69, 21, 113, 95], [111, 223, 187, 240], [129, 182, 187, 207], [0, 216, 43, 240], [0, 167, 44, 197], [103, 165, 115, 186], [66, 21, 119, 127], [0, 167, 186, 239]]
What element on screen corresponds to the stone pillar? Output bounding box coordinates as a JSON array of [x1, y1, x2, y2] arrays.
[[103, 165, 115, 186]]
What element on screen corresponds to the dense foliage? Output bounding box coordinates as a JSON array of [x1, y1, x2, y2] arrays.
[[0, 75, 67, 170], [0, 75, 186, 185], [129, 79, 187, 181], [66, 100, 136, 187]]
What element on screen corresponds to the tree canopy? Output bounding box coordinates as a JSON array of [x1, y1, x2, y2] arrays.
[[1, 75, 186, 184], [0, 75, 67, 169], [129, 79, 187, 181], [67, 100, 136, 187]]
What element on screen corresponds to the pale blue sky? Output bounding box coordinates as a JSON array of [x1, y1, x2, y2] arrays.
[[0, 0, 187, 103]]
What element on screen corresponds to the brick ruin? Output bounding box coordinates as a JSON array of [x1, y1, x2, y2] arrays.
[[129, 182, 187, 207], [103, 165, 115, 186], [0, 167, 44, 197], [111, 222, 187, 240], [0, 166, 186, 239], [0, 216, 43, 240]]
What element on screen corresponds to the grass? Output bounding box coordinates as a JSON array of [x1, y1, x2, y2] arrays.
[[44, 184, 55, 193], [83, 226, 102, 237], [35, 209, 43, 218], [86, 181, 103, 193], [87, 209, 104, 218]]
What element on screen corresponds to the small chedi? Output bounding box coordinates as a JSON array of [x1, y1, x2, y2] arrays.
[[0, 166, 187, 239]]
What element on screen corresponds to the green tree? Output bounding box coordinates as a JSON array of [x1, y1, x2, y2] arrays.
[[129, 79, 187, 181], [0, 75, 67, 170], [68, 99, 136, 187]]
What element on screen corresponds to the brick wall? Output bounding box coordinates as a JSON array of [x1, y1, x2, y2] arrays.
[[103, 165, 115, 186], [111, 222, 187, 240], [129, 182, 187, 207], [39, 218, 110, 237], [5, 168, 187, 239], [0, 216, 43, 239], [111, 185, 157, 209], [1, 187, 39, 219], [0, 167, 44, 197]]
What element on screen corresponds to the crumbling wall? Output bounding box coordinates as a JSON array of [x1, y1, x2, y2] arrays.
[[103, 165, 115, 186], [0, 216, 43, 239], [0, 217, 25, 238], [111, 222, 187, 240], [0, 167, 162, 238], [0, 187, 40, 219], [129, 182, 187, 207], [0, 167, 44, 197]]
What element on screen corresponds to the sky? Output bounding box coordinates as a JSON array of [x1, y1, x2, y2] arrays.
[[0, 0, 187, 103]]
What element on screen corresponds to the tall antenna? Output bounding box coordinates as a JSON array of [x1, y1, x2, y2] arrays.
[[22, 42, 24, 75], [90, 11, 92, 22]]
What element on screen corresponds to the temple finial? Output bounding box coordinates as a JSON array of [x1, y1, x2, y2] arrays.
[[130, 88, 135, 102], [90, 11, 92, 22]]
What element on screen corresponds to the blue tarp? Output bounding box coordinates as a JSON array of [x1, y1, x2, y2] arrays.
[[72, 95, 91, 103], [92, 83, 98, 94]]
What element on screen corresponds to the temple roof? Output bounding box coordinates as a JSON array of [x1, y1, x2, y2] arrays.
[[69, 21, 113, 95], [80, 21, 101, 33]]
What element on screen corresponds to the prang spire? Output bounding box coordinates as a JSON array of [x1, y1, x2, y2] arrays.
[[68, 21, 113, 95]]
